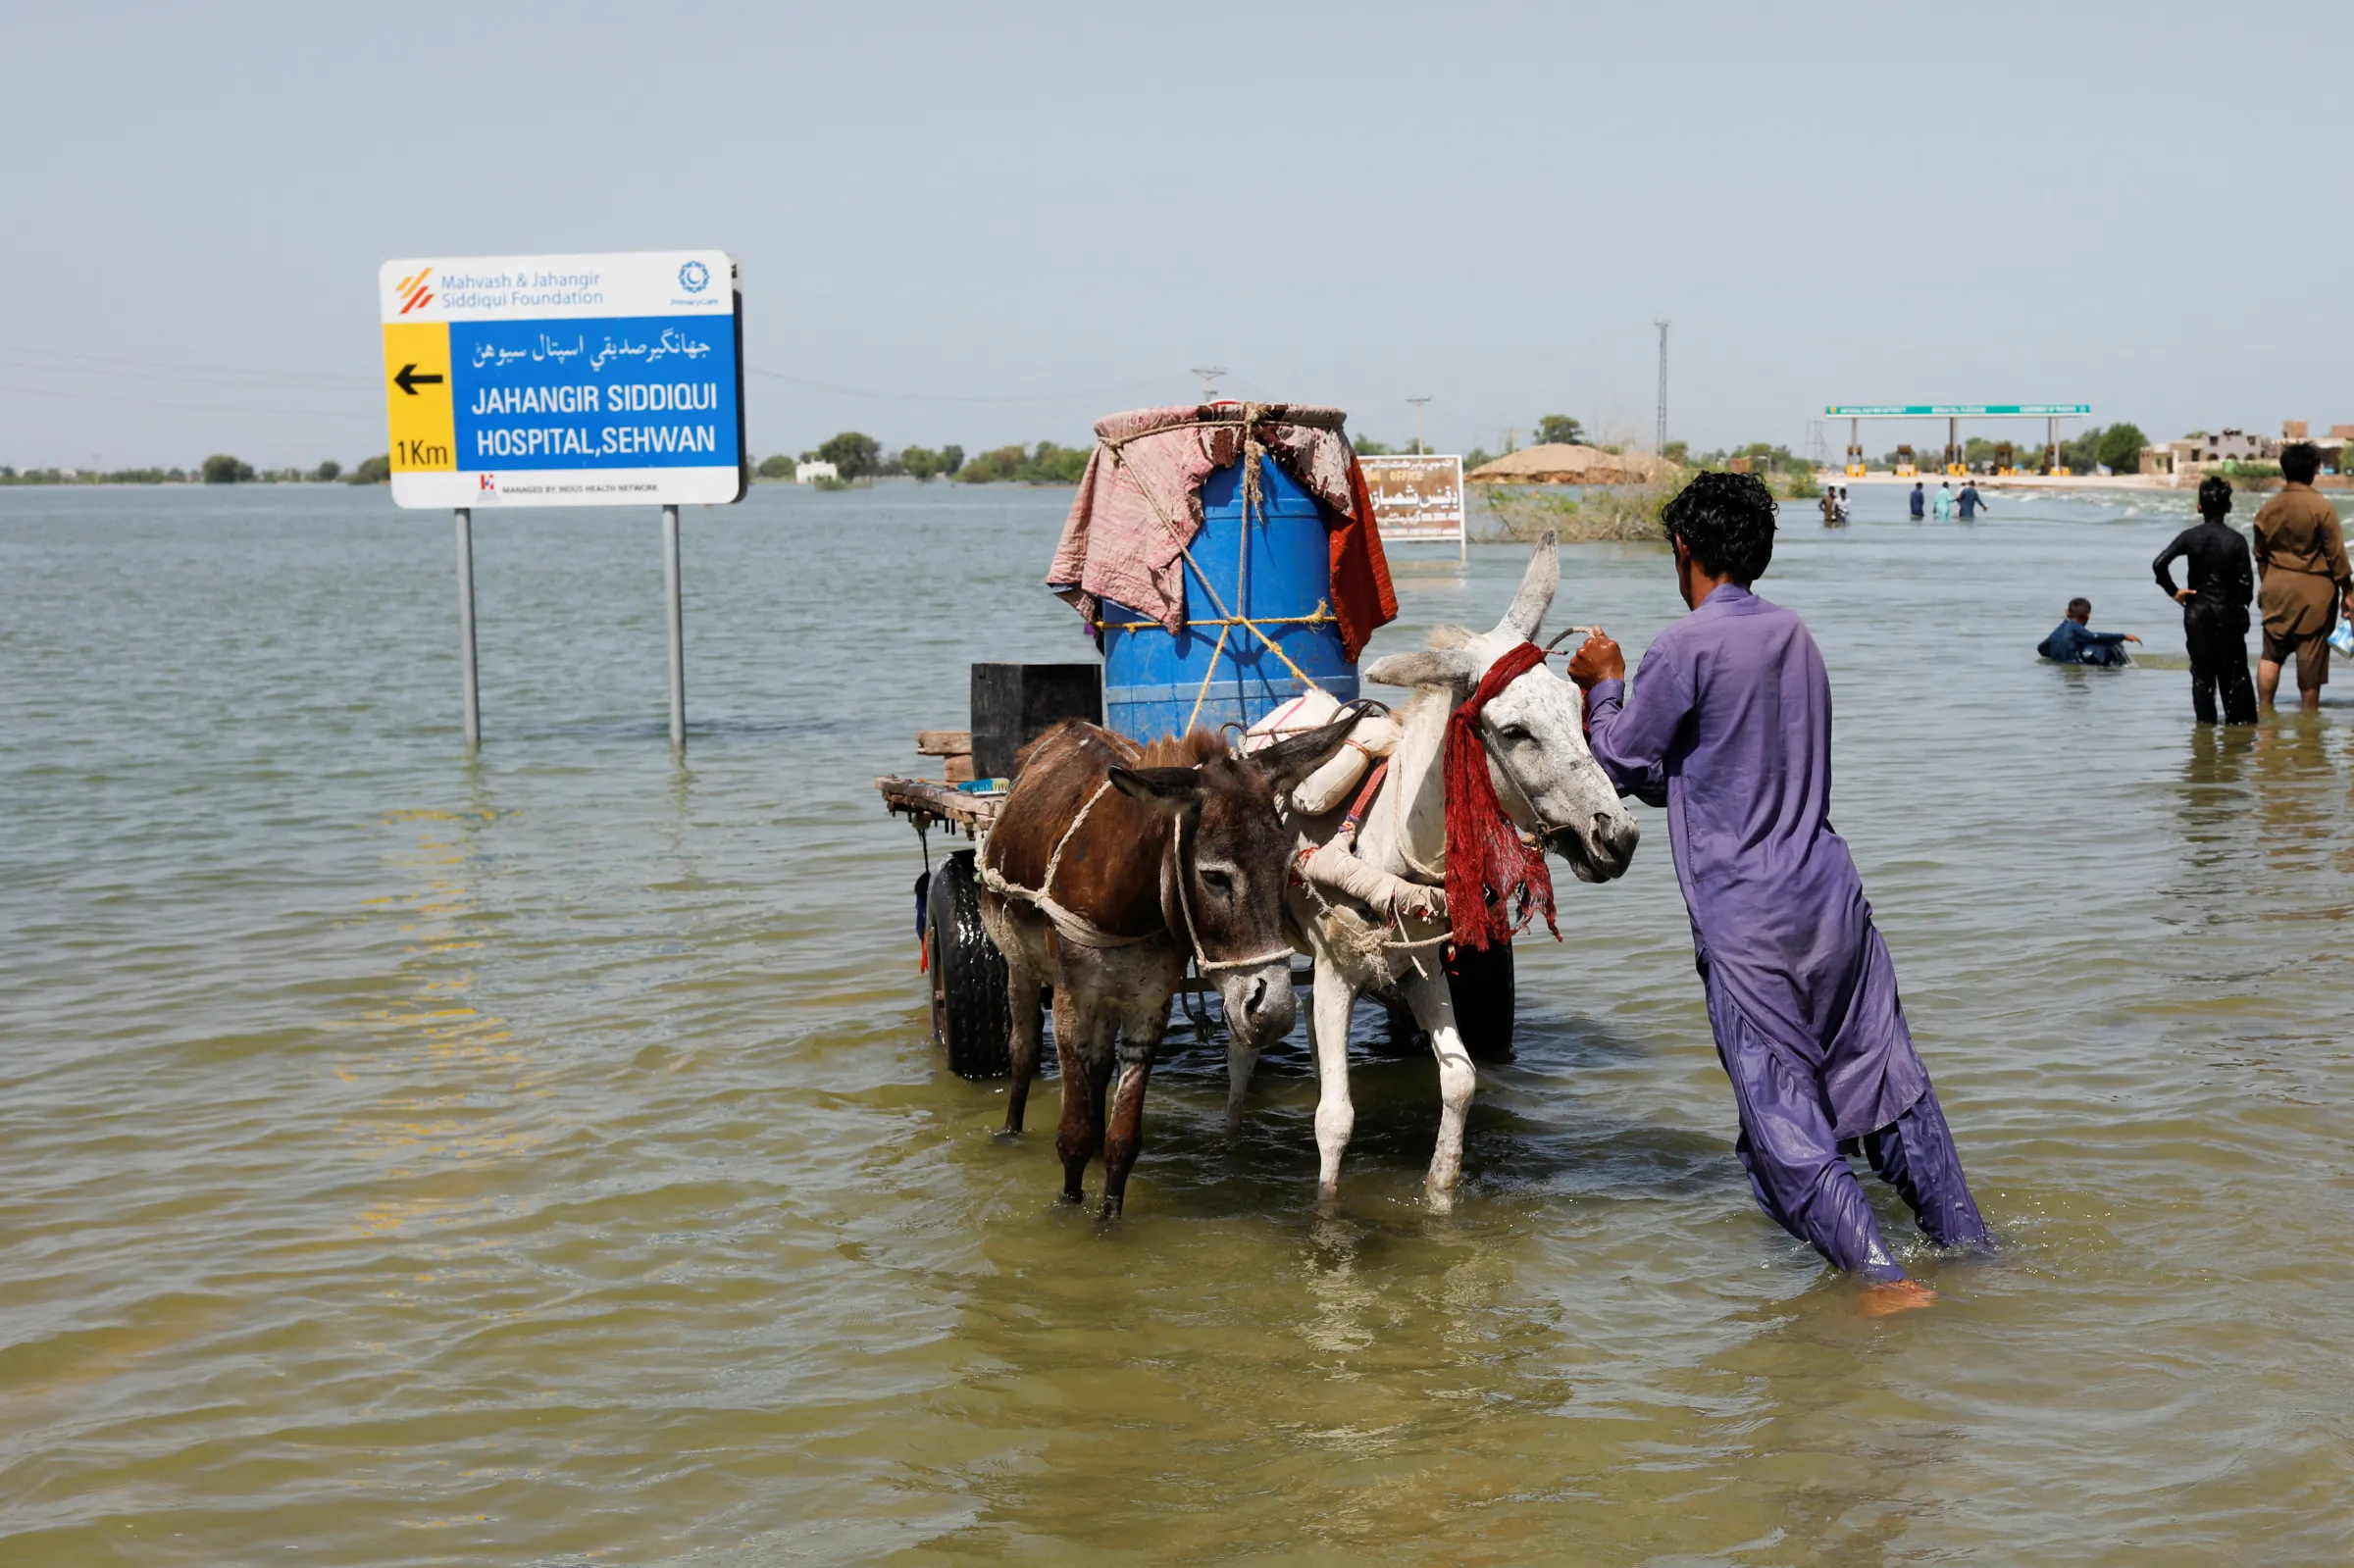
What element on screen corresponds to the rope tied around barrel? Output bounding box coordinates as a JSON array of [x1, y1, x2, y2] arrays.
[[1099, 404, 1330, 732]]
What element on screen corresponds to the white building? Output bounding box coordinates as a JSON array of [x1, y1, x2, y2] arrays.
[[795, 460, 839, 483]]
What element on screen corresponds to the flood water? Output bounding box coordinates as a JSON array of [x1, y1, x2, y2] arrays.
[[4, 479, 2350, 1565]]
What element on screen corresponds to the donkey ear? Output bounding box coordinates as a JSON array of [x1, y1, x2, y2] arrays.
[[1492, 532, 1558, 643], [1364, 649, 1478, 690], [1247, 706, 1365, 793], [1108, 765, 1203, 815]]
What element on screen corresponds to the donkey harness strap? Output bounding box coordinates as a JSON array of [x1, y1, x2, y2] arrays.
[[985, 773, 1289, 973]]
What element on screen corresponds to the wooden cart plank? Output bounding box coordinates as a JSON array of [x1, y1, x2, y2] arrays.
[[877, 774, 1001, 836]]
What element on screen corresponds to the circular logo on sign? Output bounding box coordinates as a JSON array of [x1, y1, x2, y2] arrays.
[[678, 260, 710, 294]]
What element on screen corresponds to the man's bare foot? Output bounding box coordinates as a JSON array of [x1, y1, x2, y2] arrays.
[[1859, 1279, 1937, 1317]]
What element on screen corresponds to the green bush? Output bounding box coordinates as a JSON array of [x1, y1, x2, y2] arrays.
[[955, 444, 1026, 483], [816, 430, 882, 481], [200, 453, 254, 484], [2096, 423, 2149, 475], [954, 440, 1091, 484]]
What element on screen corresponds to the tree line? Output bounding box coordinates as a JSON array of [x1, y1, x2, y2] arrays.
[[754, 431, 1093, 484], [0, 418, 2170, 491], [0, 455, 389, 485]]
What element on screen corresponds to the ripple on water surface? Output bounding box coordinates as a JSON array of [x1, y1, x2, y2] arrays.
[[2, 482, 2350, 1564]]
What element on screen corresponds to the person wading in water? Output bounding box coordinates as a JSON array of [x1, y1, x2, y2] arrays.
[[1568, 472, 1991, 1314], [2153, 476, 2258, 724], [2250, 441, 2351, 712]]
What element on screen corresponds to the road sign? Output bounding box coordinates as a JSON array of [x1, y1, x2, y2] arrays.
[[1823, 403, 2090, 418], [1358, 454, 1466, 559], [379, 250, 744, 509]]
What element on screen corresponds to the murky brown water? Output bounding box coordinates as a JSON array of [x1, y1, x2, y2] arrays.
[[4, 481, 2350, 1564]]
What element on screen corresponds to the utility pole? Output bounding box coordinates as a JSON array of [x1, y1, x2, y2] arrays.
[[1190, 366, 1228, 403], [1654, 319, 1670, 454], [1407, 395, 1431, 455]]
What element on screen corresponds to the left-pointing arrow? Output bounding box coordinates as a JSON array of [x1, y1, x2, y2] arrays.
[[394, 363, 444, 396]]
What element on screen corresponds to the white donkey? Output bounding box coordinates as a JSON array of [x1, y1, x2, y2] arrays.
[[1282, 537, 1640, 1211]]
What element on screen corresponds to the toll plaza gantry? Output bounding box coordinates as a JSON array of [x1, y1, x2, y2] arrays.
[[1826, 404, 2092, 478]]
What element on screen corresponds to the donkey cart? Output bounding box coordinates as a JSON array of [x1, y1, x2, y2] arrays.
[[879, 765, 1518, 1082], [875, 397, 1534, 1073]]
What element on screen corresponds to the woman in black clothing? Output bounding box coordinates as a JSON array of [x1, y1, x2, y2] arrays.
[[2153, 477, 2259, 724]]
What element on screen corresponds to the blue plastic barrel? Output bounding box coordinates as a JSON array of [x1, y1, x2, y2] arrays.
[[1100, 456, 1358, 743]]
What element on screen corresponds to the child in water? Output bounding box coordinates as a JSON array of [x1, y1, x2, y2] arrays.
[[2037, 597, 2140, 666]]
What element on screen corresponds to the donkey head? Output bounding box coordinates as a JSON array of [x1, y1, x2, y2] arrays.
[[1363, 534, 1640, 884], [1106, 710, 1361, 1045]]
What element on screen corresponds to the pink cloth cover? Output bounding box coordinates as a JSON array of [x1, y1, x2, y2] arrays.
[[1047, 404, 1397, 662]]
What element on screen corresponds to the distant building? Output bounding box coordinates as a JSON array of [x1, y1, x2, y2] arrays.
[[795, 460, 839, 483], [2141, 421, 2348, 483]]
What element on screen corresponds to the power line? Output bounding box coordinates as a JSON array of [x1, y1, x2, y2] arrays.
[[0, 341, 1172, 410], [1189, 366, 1228, 402], [0, 344, 368, 389], [748, 364, 1165, 406], [0, 381, 375, 419]]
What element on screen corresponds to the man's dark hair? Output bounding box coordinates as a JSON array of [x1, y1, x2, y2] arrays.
[[2198, 475, 2233, 518], [2067, 596, 2092, 618], [2280, 442, 2321, 484], [1661, 471, 1776, 582]]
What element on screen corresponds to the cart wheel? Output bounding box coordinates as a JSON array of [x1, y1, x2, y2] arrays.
[[926, 849, 1011, 1080], [1445, 939, 1515, 1063]]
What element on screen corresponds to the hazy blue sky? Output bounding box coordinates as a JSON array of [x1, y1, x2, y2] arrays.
[[7, 1, 2347, 470]]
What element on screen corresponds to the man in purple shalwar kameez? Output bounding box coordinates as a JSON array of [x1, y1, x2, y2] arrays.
[[1568, 473, 1989, 1308]]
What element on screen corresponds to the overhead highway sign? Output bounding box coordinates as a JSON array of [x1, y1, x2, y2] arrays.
[[1824, 404, 2091, 418]]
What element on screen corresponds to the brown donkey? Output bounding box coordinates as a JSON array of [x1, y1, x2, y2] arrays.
[[978, 714, 1358, 1218]]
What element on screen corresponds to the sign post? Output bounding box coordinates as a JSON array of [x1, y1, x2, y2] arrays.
[[454, 508, 480, 746], [662, 504, 685, 748], [1356, 453, 1467, 561], [379, 250, 745, 748]]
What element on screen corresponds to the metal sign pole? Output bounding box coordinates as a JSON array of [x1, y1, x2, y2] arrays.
[[454, 508, 481, 746], [662, 503, 686, 748]]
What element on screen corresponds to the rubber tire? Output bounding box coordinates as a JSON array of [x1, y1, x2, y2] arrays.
[[1445, 939, 1515, 1063], [926, 849, 1012, 1080]]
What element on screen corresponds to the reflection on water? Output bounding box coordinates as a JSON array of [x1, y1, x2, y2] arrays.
[[3, 482, 2352, 1564]]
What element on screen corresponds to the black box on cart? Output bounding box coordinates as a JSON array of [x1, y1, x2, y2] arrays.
[[970, 663, 1102, 781]]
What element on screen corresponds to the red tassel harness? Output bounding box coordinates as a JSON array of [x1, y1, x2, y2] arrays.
[[1443, 641, 1559, 951]]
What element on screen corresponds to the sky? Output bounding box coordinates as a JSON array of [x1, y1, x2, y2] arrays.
[[5, 0, 2348, 471]]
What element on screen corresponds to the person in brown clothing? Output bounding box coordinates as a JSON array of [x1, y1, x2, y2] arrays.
[[2251, 442, 2353, 711]]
